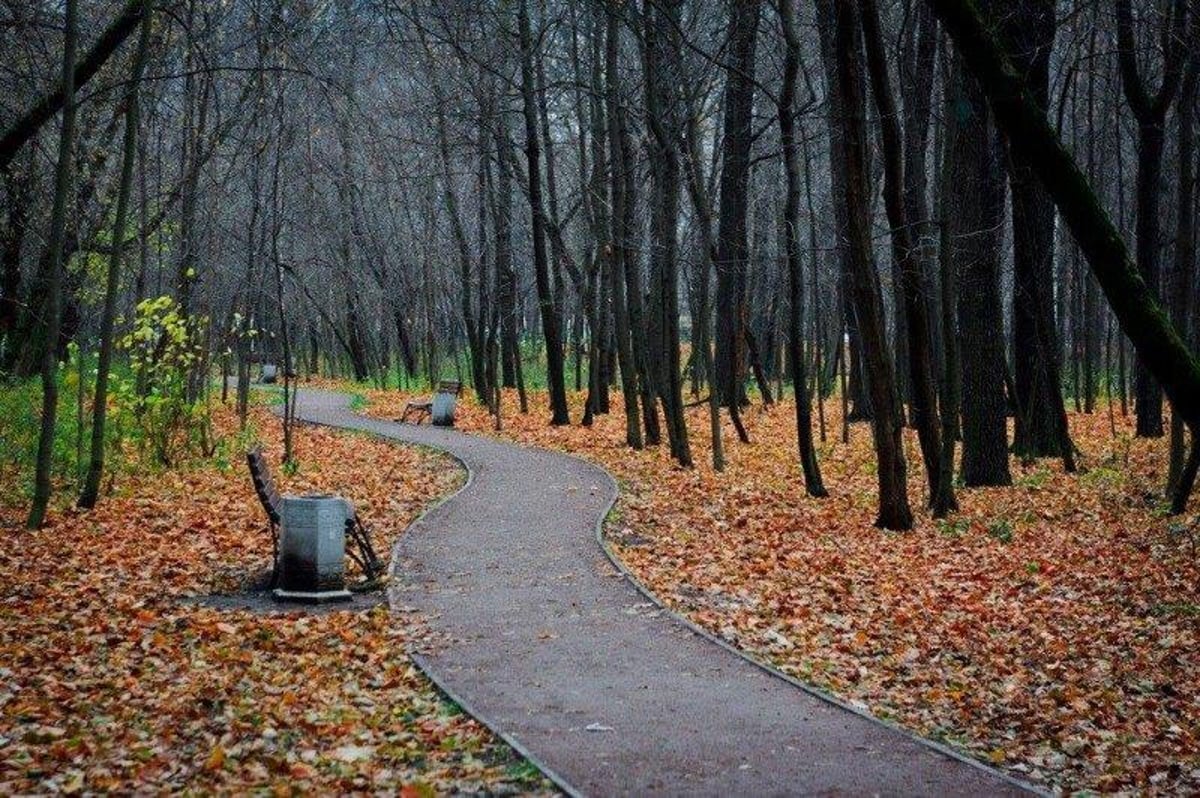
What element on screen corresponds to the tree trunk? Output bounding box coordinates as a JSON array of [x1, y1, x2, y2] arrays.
[[582, 2, 610, 421], [1116, 0, 1188, 438], [605, 1, 642, 448], [27, 0, 79, 529], [679, 54, 726, 464], [518, 0, 569, 425], [833, 0, 912, 530], [713, 0, 761, 410], [816, 0, 871, 423], [936, 71, 962, 513], [0, 158, 33, 361], [900, 0, 940, 382], [945, 46, 1012, 487], [860, 0, 955, 515], [79, 0, 151, 509], [617, 80, 661, 445], [493, 123, 525, 407], [780, 0, 826, 496], [431, 76, 486, 405], [643, 0, 692, 466], [1002, 0, 1075, 469], [1168, 55, 1198, 502]]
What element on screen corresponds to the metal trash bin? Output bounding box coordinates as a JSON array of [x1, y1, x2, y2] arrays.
[[431, 388, 457, 426], [274, 493, 353, 603]]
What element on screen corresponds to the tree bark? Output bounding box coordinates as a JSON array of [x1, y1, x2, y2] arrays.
[[643, 0, 692, 466], [900, 0, 940, 383], [518, 0, 570, 425], [927, 0, 1200, 437], [605, 1, 643, 448], [780, 0, 826, 497], [1116, 0, 1188, 438], [1001, 0, 1075, 468], [0, 159, 33, 354], [431, 75, 486, 405], [834, 0, 913, 530], [815, 0, 871, 422], [1168, 48, 1198, 502], [28, 0, 79, 529], [79, 0, 152, 509], [713, 0, 761, 410], [945, 44, 1012, 487], [860, 0, 955, 515]]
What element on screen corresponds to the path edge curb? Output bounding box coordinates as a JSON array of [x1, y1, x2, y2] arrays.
[[592, 492, 1049, 798]]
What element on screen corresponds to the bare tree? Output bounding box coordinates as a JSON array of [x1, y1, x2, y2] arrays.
[[1116, 0, 1189, 438]]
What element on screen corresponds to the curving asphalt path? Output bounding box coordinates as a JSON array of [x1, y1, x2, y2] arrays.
[[290, 388, 1037, 797]]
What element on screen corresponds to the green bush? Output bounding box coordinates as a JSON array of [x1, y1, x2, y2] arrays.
[[111, 295, 214, 467]]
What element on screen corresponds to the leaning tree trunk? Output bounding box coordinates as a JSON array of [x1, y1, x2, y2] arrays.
[[0, 0, 145, 172], [834, 0, 912, 530], [927, 0, 1200, 440]]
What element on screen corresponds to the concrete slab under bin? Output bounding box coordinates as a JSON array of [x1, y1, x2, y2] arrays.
[[274, 493, 353, 603]]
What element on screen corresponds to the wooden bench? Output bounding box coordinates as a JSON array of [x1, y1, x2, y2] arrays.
[[399, 380, 462, 424], [246, 447, 385, 587]]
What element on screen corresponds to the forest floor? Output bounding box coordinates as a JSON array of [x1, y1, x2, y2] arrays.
[[0, 399, 553, 795], [357, 382, 1199, 794]]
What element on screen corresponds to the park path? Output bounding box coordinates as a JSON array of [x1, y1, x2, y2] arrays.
[[291, 388, 1036, 797]]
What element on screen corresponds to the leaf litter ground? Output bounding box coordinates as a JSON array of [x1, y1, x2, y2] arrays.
[[0, 401, 554, 795]]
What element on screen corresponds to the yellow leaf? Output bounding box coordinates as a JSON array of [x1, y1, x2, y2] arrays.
[[205, 744, 226, 771]]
